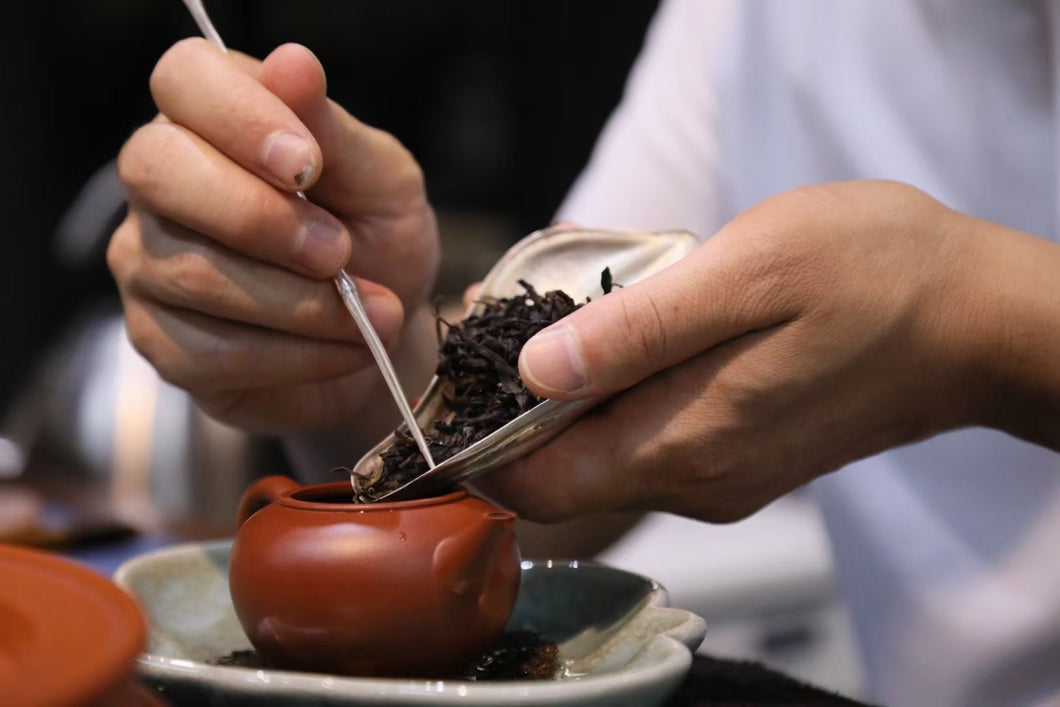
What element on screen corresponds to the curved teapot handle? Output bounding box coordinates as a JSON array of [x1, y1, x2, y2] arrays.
[[236, 475, 301, 528]]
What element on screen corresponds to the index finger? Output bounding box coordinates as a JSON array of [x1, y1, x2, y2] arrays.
[[150, 37, 322, 192]]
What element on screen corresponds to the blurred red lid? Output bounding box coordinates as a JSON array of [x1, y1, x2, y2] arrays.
[[0, 543, 150, 706]]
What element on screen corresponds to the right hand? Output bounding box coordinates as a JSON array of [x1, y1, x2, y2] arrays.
[[109, 39, 440, 432], [477, 181, 1060, 523]]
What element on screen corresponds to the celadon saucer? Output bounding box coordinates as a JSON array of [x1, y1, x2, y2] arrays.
[[114, 540, 706, 706]]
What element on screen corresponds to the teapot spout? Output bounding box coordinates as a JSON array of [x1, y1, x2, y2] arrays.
[[485, 509, 517, 531]]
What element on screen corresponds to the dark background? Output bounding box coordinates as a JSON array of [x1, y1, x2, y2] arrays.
[[0, 0, 659, 413]]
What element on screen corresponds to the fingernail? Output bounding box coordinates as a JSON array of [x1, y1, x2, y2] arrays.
[[294, 219, 347, 274], [520, 324, 588, 395], [262, 131, 315, 188]]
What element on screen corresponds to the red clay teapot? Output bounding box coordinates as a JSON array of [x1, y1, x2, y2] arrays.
[[228, 476, 520, 677]]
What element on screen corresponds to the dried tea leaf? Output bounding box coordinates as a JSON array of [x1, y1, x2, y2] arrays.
[[360, 273, 610, 501]]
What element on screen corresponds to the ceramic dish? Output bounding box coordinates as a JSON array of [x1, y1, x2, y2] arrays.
[[114, 540, 706, 706], [0, 544, 157, 706]]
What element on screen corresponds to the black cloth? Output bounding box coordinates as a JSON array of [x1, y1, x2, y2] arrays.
[[664, 655, 873, 706]]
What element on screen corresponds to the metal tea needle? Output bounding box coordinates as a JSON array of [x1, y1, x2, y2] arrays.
[[180, 0, 436, 470]]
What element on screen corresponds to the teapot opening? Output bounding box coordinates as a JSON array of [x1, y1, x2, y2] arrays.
[[280, 481, 469, 512]]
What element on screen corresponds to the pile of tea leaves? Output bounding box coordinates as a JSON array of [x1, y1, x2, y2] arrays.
[[359, 270, 615, 501], [211, 629, 559, 680], [464, 629, 559, 681]]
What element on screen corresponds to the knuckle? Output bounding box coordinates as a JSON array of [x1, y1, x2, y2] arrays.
[[370, 128, 428, 202], [150, 38, 208, 101], [106, 216, 140, 285], [116, 124, 155, 191], [379, 130, 417, 174], [117, 123, 186, 204], [397, 157, 427, 196], [290, 285, 334, 329], [165, 247, 228, 308]]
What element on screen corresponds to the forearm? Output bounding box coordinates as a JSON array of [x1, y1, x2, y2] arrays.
[[281, 306, 439, 482]]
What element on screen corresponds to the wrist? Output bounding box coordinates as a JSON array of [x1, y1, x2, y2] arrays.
[[952, 215, 1060, 448]]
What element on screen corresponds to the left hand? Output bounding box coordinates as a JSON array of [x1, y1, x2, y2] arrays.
[[475, 180, 1044, 522], [109, 41, 439, 432]]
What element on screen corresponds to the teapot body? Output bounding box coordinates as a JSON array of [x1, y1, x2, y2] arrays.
[[229, 477, 520, 677]]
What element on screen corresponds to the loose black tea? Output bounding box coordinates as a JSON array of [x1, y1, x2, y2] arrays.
[[210, 630, 559, 681], [357, 272, 613, 501], [464, 629, 559, 681]]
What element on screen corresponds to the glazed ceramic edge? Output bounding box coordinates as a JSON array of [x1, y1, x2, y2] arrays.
[[115, 540, 707, 707]]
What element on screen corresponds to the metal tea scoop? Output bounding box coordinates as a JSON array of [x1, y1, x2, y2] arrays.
[[356, 226, 698, 502], [180, 0, 436, 469]]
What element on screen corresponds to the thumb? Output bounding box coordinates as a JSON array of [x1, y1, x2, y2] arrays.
[[517, 241, 793, 400]]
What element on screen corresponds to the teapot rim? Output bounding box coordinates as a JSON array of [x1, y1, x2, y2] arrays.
[[277, 481, 470, 512]]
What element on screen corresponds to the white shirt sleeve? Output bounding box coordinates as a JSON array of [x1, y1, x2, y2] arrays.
[[556, 0, 737, 241]]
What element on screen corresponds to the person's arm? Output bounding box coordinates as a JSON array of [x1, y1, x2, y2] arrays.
[[473, 180, 1060, 523], [966, 214, 1060, 451], [109, 41, 439, 464]]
